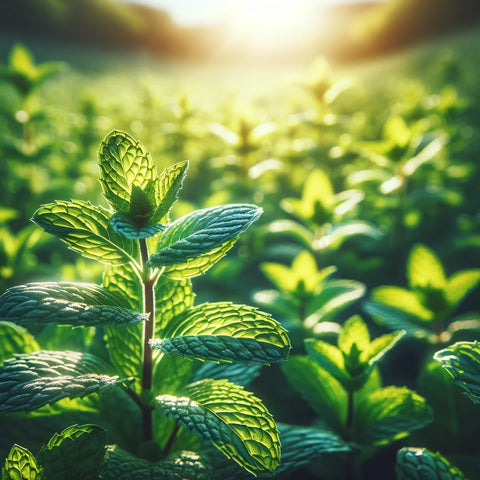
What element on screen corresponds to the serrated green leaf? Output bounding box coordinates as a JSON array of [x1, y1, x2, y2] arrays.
[[155, 275, 195, 334], [2, 444, 43, 480], [152, 353, 193, 396], [408, 244, 447, 291], [102, 446, 211, 480], [338, 315, 370, 355], [370, 286, 433, 321], [152, 302, 290, 364], [156, 378, 280, 474], [274, 423, 350, 476], [152, 160, 189, 223], [98, 130, 156, 212], [102, 263, 143, 388], [0, 350, 123, 413], [38, 424, 106, 480], [148, 204, 261, 268], [446, 270, 480, 310], [32, 200, 138, 265], [163, 238, 237, 279], [0, 282, 148, 328], [355, 386, 433, 445], [192, 362, 261, 386], [434, 341, 480, 404], [395, 447, 468, 480], [0, 321, 39, 364], [281, 355, 347, 431], [110, 212, 165, 239]]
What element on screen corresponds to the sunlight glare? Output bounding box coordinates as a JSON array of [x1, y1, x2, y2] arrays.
[[222, 0, 325, 57]]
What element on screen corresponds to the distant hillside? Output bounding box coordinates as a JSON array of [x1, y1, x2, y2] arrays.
[[1, 0, 480, 62]]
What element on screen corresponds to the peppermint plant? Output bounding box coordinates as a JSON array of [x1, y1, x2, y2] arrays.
[[282, 315, 433, 479], [0, 130, 291, 478]]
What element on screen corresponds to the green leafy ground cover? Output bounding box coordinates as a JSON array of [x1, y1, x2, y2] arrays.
[[1, 26, 480, 479]]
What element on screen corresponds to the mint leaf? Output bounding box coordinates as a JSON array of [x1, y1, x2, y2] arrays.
[[338, 315, 370, 355], [98, 130, 156, 212], [152, 160, 189, 223], [110, 212, 165, 239], [355, 386, 433, 445], [148, 204, 261, 268], [192, 362, 261, 386], [38, 424, 106, 480], [369, 286, 433, 321], [407, 244, 447, 291], [155, 275, 195, 334], [434, 341, 480, 404], [102, 446, 210, 480], [2, 444, 43, 480], [103, 264, 143, 387], [305, 340, 347, 383], [0, 321, 40, 364], [32, 200, 137, 265], [446, 270, 480, 310], [156, 379, 281, 474], [282, 355, 347, 431], [152, 302, 290, 364], [0, 350, 124, 413], [163, 238, 237, 279], [396, 447, 468, 480], [0, 282, 148, 328], [275, 423, 350, 475]]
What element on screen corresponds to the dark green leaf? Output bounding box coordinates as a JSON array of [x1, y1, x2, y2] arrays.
[[0, 282, 148, 328], [0, 350, 123, 413], [396, 447, 468, 480], [32, 200, 137, 265], [156, 378, 281, 474], [102, 446, 211, 480], [434, 341, 480, 404], [148, 204, 261, 268], [38, 424, 106, 480], [98, 130, 156, 212], [152, 302, 290, 364], [192, 362, 261, 386], [274, 423, 350, 475], [110, 212, 164, 239], [282, 355, 347, 431], [2, 444, 43, 480]]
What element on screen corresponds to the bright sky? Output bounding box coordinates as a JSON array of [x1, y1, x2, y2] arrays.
[[123, 0, 383, 26]]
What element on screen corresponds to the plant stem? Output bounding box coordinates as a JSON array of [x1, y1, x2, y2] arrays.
[[163, 424, 181, 458], [140, 238, 155, 442], [346, 389, 355, 435]]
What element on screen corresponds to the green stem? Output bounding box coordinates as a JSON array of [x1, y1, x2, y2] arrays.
[[346, 389, 355, 437], [163, 424, 181, 458], [140, 238, 155, 442]]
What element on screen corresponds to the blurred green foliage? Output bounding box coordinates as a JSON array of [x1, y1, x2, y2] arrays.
[[1, 28, 480, 479]]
